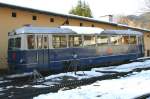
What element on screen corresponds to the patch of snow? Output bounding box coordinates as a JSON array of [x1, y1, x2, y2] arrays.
[[15, 85, 29, 88], [32, 85, 50, 88], [45, 71, 104, 80], [32, 70, 105, 88], [93, 60, 150, 72], [0, 80, 10, 84], [6, 72, 33, 78], [0, 87, 3, 91], [6, 86, 13, 89], [33, 70, 150, 99]]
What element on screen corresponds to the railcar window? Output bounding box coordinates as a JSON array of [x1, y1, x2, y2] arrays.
[[138, 37, 143, 44], [110, 36, 122, 45], [43, 36, 48, 49], [8, 38, 15, 50], [69, 35, 82, 47], [122, 36, 129, 44], [52, 35, 67, 48], [27, 35, 35, 49], [37, 35, 43, 49], [8, 37, 21, 50], [15, 38, 21, 48], [83, 35, 96, 46], [130, 36, 137, 44], [97, 35, 108, 46]]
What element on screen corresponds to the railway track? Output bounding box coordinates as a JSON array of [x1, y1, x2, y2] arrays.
[[0, 57, 150, 99], [1, 65, 150, 99]]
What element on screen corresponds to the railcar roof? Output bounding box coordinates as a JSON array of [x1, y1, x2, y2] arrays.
[[12, 26, 142, 36], [60, 26, 104, 34], [14, 26, 76, 34], [102, 30, 142, 36], [13, 26, 104, 35]]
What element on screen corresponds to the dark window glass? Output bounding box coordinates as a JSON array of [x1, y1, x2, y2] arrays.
[[50, 18, 54, 22], [8, 38, 15, 50], [80, 23, 83, 26], [15, 38, 21, 48], [12, 12, 16, 17], [8, 37, 21, 50], [92, 24, 94, 27], [65, 20, 69, 25], [32, 15, 37, 20]]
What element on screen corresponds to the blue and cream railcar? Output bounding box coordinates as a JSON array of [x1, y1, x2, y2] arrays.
[[8, 26, 144, 73]]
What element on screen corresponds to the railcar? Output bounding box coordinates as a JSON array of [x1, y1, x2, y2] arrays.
[[8, 26, 144, 73]]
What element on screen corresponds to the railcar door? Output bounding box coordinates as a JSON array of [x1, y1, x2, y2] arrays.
[[37, 35, 49, 67], [43, 35, 49, 65]]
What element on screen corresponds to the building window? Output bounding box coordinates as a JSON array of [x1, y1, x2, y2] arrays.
[[32, 15, 37, 20], [12, 12, 16, 17], [80, 23, 83, 26], [50, 18, 54, 22], [65, 20, 69, 25], [92, 24, 94, 27]]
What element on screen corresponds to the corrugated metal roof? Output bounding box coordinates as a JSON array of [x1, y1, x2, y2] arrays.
[[61, 26, 104, 34], [13, 26, 142, 36], [102, 30, 142, 36], [14, 26, 104, 34], [14, 26, 76, 34]]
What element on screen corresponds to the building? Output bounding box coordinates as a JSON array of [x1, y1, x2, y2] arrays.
[[0, 2, 150, 70]]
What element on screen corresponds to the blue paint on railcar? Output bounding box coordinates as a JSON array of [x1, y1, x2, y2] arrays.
[[8, 45, 144, 73]]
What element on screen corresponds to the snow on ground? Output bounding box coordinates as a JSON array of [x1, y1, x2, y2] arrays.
[[92, 60, 150, 72], [45, 71, 104, 80], [45, 59, 150, 82], [34, 70, 150, 99], [6, 72, 33, 78], [33, 59, 150, 88], [33, 71, 105, 88]]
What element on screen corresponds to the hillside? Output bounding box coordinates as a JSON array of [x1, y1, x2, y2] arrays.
[[117, 12, 150, 29]]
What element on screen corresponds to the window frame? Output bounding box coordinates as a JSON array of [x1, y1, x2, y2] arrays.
[[68, 35, 83, 47], [8, 36, 21, 50], [52, 34, 67, 49], [83, 34, 96, 47], [50, 18, 54, 22], [27, 35, 36, 50], [96, 35, 109, 46], [12, 12, 17, 18], [32, 15, 37, 20]]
